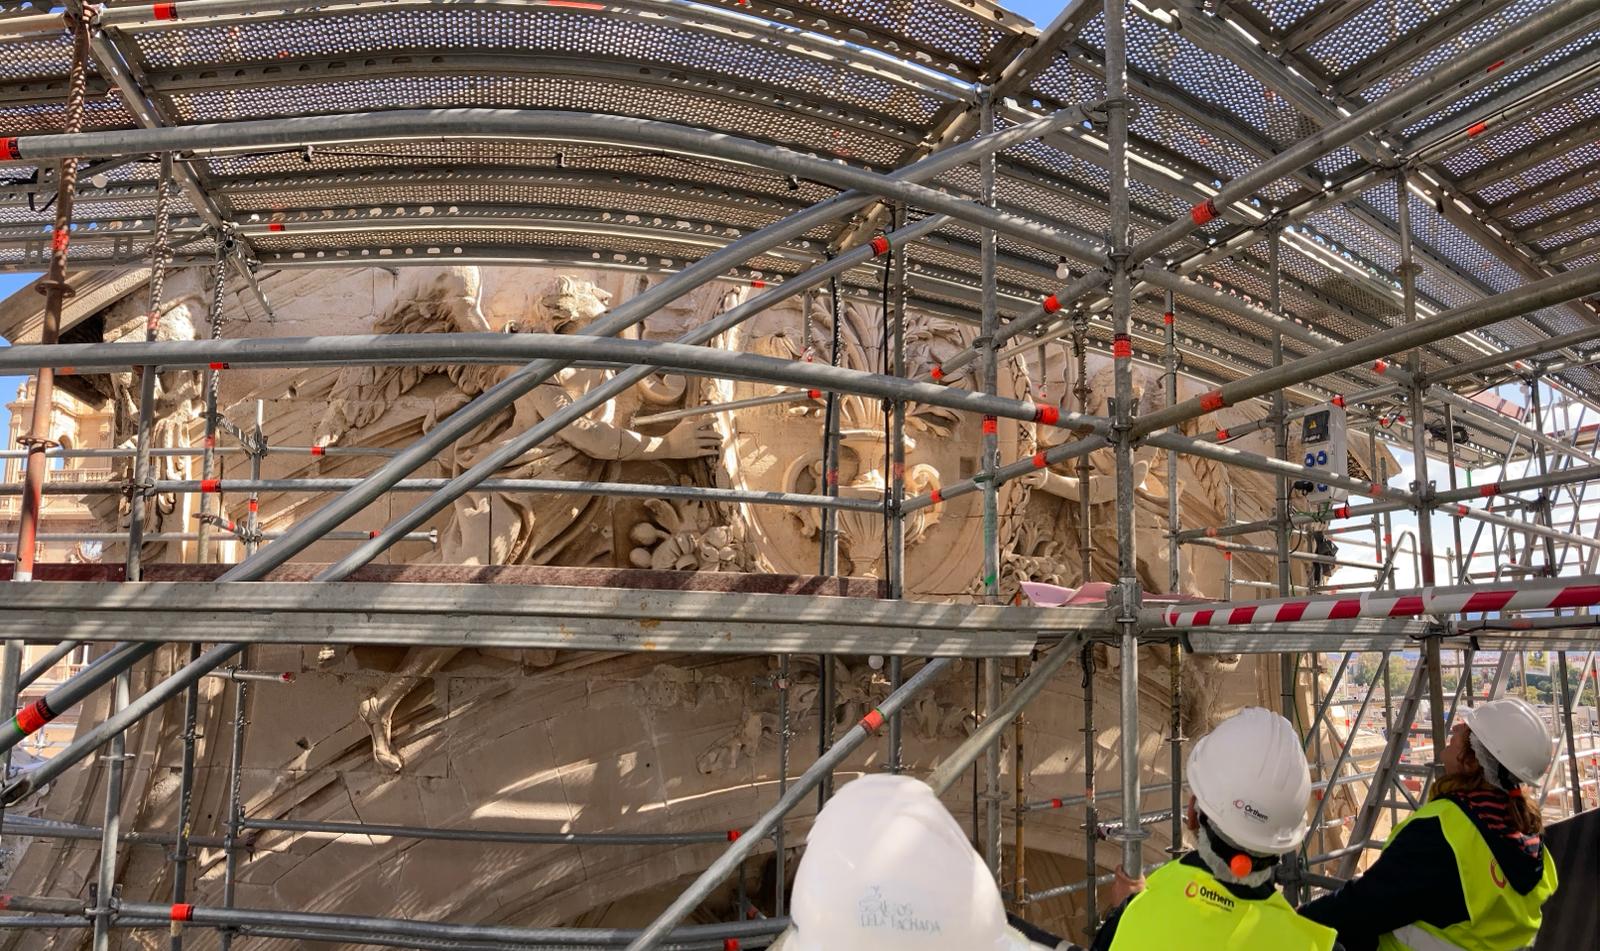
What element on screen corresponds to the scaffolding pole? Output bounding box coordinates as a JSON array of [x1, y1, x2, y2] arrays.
[[1103, 0, 1147, 882], [978, 86, 1004, 882], [887, 199, 908, 776], [1163, 288, 1184, 862], [10, 2, 93, 584], [626, 657, 957, 951]]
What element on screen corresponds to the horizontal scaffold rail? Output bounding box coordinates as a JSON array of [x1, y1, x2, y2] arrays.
[[0, 581, 1107, 656], [0, 333, 1099, 433]]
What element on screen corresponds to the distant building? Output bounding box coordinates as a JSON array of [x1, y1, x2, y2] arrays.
[[1, 376, 115, 758]]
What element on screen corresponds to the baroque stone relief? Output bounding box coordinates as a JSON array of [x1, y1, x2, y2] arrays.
[[228, 266, 1305, 767], [80, 290, 207, 561]]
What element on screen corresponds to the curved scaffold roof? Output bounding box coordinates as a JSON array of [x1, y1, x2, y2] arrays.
[[0, 0, 1598, 445]]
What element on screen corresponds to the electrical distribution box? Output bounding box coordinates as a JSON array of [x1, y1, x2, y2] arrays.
[[1301, 401, 1348, 506]]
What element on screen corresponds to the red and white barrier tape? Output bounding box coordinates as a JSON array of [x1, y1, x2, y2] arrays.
[[1160, 578, 1600, 628]]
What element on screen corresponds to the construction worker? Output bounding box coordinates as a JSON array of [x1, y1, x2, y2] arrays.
[[1299, 696, 1559, 951], [773, 773, 1057, 950], [1090, 707, 1337, 950]]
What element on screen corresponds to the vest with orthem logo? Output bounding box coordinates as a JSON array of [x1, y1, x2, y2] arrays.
[[1108, 860, 1335, 950], [1376, 798, 1557, 951]]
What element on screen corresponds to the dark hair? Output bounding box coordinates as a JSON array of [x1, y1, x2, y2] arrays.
[[1432, 738, 1543, 837]]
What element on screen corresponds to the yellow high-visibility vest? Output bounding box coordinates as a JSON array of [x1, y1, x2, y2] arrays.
[[1376, 798, 1557, 951], [1108, 860, 1335, 950]]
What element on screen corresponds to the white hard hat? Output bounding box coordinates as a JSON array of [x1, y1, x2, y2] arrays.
[[1186, 707, 1312, 856], [788, 774, 1032, 951], [1460, 696, 1554, 786]]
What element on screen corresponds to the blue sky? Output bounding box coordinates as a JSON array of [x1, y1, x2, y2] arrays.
[[0, 271, 38, 440], [1009, 0, 1066, 24]]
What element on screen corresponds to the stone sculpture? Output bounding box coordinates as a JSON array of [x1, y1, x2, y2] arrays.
[[86, 292, 206, 561], [310, 268, 724, 770], [4, 263, 1334, 949]]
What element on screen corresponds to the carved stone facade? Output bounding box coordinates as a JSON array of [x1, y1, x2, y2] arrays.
[[0, 265, 1386, 946]]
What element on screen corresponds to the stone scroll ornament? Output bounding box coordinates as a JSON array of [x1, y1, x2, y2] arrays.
[[309, 267, 725, 771]]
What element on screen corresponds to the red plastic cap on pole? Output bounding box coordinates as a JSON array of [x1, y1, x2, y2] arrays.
[[14, 698, 53, 735], [930, 365, 944, 382], [929, 488, 943, 504], [1163, 311, 1174, 325], [169, 904, 195, 922], [1034, 403, 1060, 425], [726, 830, 741, 842], [199, 479, 221, 493], [1466, 121, 1488, 137], [808, 388, 822, 400], [982, 415, 998, 434], [870, 235, 890, 256], [1373, 359, 1389, 374], [1190, 198, 1219, 225], [1199, 390, 1226, 412], [1481, 483, 1500, 498], [152, 1, 179, 18], [859, 708, 886, 733], [1112, 334, 1132, 359], [1032, 452, 1048, 469], [1042, 294, 1062, 314], [0, 138, 19, 161], [1215, 428, 1229, 441], [1331, 394, 1345, 408], [267, 222, 285, 232]]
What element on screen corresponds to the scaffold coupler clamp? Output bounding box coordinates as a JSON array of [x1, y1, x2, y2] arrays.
[[240, 425, 269, 459], [121, 473, 156, 499], [15, 435, 58, 452], [1083, 97, 1115, 130]]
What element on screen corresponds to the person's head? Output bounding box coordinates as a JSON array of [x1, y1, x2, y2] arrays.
[[1185, 707, 1312, 887], [786, 774, 1036, 951], [1435, 697, 1553, 835]]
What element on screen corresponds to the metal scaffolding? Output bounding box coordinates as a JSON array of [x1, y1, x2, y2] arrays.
[[0, 0, 1599, 946]]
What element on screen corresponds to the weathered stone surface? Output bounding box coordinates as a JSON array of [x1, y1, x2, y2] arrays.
[[0, 264, 1388, 947]]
